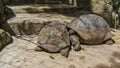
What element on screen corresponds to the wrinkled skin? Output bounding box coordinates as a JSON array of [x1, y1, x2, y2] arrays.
[[70, 35, 81, 51]]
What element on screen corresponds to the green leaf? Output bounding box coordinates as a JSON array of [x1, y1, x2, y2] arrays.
[[80, 56, 86, 60], [118, 7, 120, 13], [49, 55, 55, 59], [81, 47, 85, 50], [16, 60, 20, 62]]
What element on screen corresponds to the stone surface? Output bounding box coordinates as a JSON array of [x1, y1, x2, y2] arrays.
[[8, 4, 77, 13], [0, 61, 5, 67], [91, 0, 112, 14], [7, 13, 74, 36], [0, 54, 15, 63], [9, 19, 44, 35], [0, 64, 15, 68]]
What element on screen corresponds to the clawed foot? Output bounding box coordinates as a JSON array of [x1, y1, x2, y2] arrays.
[[61, 47, 70, 58]]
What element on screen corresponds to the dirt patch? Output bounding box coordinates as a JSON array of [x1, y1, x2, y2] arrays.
[[95, 52, 120, 68]]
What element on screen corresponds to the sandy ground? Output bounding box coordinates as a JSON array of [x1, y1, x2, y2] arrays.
[[0, 29, 120, 68]]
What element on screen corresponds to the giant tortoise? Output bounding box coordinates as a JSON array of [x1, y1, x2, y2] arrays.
[[35, 21, 81, 57], [67, 14, 114, 45], [35, 14, 114, 58]]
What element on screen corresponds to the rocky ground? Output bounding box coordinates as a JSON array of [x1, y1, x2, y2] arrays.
[[1, 20, 120, 68], [0, 30, 120, 68], [0, 5, 120, 68]]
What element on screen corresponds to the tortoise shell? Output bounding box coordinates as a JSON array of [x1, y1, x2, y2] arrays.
[[68, 14, 113, 44], [38, 21, 70, 49]]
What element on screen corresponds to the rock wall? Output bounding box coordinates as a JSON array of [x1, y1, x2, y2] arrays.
[[0, 0, 13, 50], [4, 0, 112, 14], [3, 0, 113, 27], [91, 0, 112, 14], [0, 0, 6, 28], [4, 0, 65, 5], [90, 0, 113, 27], [0, 0, 5, 17]]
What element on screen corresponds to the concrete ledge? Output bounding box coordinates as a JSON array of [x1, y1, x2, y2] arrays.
[[8, 4, 78, 13]]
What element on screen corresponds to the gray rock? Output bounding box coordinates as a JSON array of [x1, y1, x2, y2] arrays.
[[0, 28, 13, 50]]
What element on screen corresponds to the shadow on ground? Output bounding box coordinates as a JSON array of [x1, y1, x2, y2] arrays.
[[19, 0, 92, 17], [95, 52, 120, 68]]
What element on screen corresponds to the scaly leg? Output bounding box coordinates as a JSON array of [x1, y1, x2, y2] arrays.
[[70, 35, 81, 51]]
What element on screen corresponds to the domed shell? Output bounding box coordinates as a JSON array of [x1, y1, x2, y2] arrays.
[[68, 14, 113, 44], [38, 21, 70, 48]]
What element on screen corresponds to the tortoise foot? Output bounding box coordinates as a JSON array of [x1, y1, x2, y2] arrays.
[[61, 47, 70, 58], [105, 39, 115, 45], [70, 35, 81, 51]]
